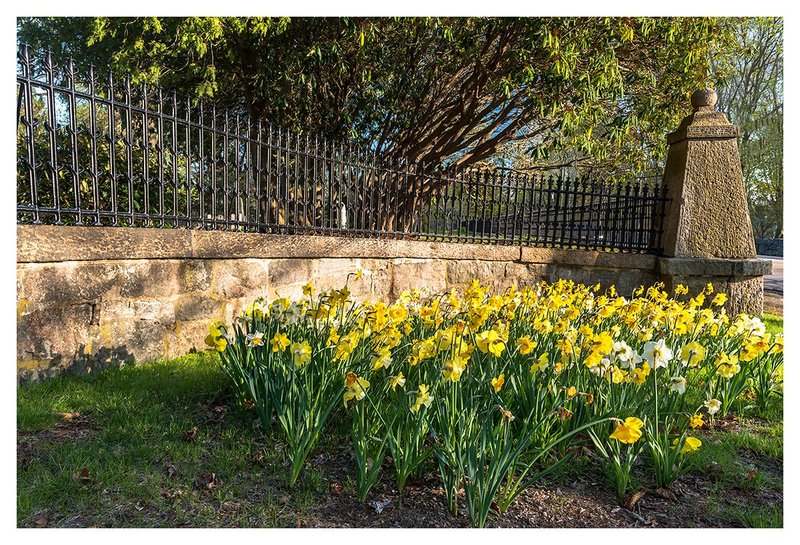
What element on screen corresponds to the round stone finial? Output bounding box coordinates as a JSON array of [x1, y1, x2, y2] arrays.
[[691, 88, 717, 112]]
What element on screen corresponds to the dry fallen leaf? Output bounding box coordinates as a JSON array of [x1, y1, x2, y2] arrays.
[[72, 467, 92, 485], [59, 412, 81, 421], [651, 487, 677, 501], [164, 463, 179, 478], [330, 482, 344, 495], [624, 489, 647, 510], [34, 511, 49, 528], [194, 471, 218, 490], [184, 427, 198, 441], [162, 488, 183, 501]]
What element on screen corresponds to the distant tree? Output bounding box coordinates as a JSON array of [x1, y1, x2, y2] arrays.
[[714, 17, 783, 239]]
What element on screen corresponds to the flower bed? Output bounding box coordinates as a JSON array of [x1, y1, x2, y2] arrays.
[[207, 274, 783, 527]]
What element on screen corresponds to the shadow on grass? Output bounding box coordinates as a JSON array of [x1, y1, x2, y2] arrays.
[[17, 352, 325, 528]]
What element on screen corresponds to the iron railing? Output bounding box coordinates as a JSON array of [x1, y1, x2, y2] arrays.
[[16, 45, 669, 253]]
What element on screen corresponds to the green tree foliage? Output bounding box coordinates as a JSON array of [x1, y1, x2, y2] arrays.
[[714, 18, 783, 239], [18, 16, 726, 176]]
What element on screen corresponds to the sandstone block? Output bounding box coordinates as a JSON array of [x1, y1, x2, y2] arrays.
[[392, 259, 447, 299], [178, 260, 213, 292], [118, 260, 182, 298], [210, 259, 271, 299], [17, 261, 122, 304], [269, 258, 313, 288]]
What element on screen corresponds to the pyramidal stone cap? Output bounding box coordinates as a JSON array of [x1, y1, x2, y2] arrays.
[[691, 88, 717, 112]]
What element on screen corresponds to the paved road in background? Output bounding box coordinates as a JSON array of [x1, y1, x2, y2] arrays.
[[759, 255, 783, 296]]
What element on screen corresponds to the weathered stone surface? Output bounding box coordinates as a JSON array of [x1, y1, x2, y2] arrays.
[[361, 259, 394, 301], [17, 261, 122, 303], [179, 260, 213, 292], [658, 257, 771, 277], [210, 259, 271, 299], [732, 259, 772, 277], [727, 277, 764, 316], [118, 261, 182, 298], [17, 224, 193, 263], [661, 94, 756, 259], [269, 259, 313, 289], [520, 247, 656, 270], [174, 294, 225, 322], [18, 303, 93, 362], [99, 299, 177, 324], [391, 259, 447, 299], [167, 319, 215, 357], [503, 262, 541, 287], [192, 231, 521, 261], [446, 260, 505, 287], [311, 259, 362, 291]]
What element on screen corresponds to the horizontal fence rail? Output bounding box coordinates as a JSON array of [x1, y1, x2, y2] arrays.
[[16, 45, 669, 254]]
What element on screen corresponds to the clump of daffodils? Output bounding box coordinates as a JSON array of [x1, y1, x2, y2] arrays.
[[213, 277, 783, 518]]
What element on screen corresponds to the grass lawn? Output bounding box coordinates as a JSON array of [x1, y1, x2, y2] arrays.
[[17, 316, 783, 528]]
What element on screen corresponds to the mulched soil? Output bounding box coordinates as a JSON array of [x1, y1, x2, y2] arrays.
[[18, 408, 782, 528], [298, 428, 782, 528]]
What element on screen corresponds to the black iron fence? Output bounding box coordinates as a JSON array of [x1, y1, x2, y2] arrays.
[[16, 45, 669, 254]]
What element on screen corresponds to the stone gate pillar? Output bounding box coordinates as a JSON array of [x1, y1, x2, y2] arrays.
[[658, 88, 771, 315]]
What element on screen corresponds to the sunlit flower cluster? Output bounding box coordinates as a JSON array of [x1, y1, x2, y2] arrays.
[[210, 276, 783, 524]]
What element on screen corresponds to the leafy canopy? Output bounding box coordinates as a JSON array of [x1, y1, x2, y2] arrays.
[[18, 17, 728, 175]]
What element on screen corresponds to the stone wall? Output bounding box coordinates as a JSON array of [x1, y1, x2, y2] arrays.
[[18, 225, 659, 382], [755, 238, 783, 257]]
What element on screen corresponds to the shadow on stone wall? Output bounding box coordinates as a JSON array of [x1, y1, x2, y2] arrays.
[[18, 345, 135, 385]]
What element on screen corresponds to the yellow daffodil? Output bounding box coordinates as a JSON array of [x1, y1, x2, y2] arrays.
[[556, 338, 574, 356], [302, 281, 316, 297], [491, 373, 505, 393], [530, 352, 549, 373], [205, 322, 228, 352], [443, 356, 467, 382], [411, 384, 433, 413], [674, 436, 702, 454], [715, 353, 740, 379], [475, 329, 505, 357], [389, 373, 406, 391], [270, 332, 291, 353], [371, 349, 392, 371], [516, 336, 536, 355], [689, 414, 704, 429], [290, 341, 312, 367], [334, 331, 360, 361], [565, 386, 577, 398], [609, 417, 644, 444], [343, 372, 370, 405], [629, 362, 650, 385], [680, 342, 707, 367], [244, 302, 265, 320]]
